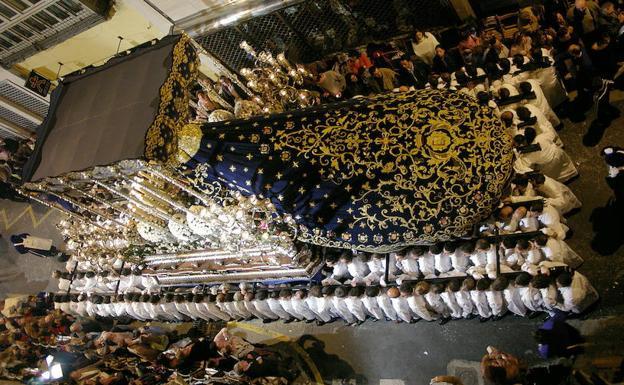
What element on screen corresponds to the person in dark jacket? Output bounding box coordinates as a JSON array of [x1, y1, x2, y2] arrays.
[[11, 233, 69, 261], [432, 45, 458, 74], [535, 312, 584, 358], [397, 55, 429, 89]]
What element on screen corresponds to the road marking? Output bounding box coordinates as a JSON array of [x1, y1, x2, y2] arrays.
[[228, 321, 324, 385], [379, 381, 405, 385], [0, 205, 54, 231]]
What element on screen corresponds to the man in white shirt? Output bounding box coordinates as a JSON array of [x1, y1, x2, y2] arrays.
[[518, 80, 561, 128], [519, 238, 544, 275], [487, 278, 508, 320], [514, 127, 578, 183], [322, 254, 349, 286], [389, 286, 413, 323], [364, 253, 387, 285], [501, 278, 528, 317], [252, 290, 280, 322], [341, 253, 370, 285], [440, 280, 463, 319], [419, 247, 437, 278], [332, 286, 356, 324], [395, 249, 420, 284], [377, 287, 398, 321], [362, 286, 384, 321], [431, 244, 452, 277], [531, 275, 559, 316], [242, 292, 266, 321], [555, 271, 599, 314], [535, 233, 583, 268], [267, 291, 293, 321], [305, 286, 332, 325], [448, 242, 469, 276], [471, 279, 492, 322], [291, 290, 317, 323], [529, 201, 569, 240], [344, 286, 367, 324], [532, 173, 581, 215], [425, 283, 451, 324], [407, 282, 438, 322], [53, 270, 72, 292], [232, 292, 253, 320], [515, 273, 544, 316]]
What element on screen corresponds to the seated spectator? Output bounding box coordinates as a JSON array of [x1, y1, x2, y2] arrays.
[[432, 45, 458, 74], [566, 0, 602, 43], [397, 55, 428, 89], [408, 29, 439, 66], [217, 75, 243, 106], [510, 32, 533, 57], [344, 72, 368, 98], [369, 66, 398, 92], [458, 29, 481, 54], [316, 69, 346, 98], [483, 36, 509, 65]]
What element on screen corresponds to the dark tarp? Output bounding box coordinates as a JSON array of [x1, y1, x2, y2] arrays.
[[23, 35, 183, 182]]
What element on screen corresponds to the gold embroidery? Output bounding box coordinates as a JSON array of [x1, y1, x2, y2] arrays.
[[274, 89, 513, 251], [144, 34, 200, 162]]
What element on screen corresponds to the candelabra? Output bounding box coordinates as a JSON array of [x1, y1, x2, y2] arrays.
[[238, 41, 319, 115]]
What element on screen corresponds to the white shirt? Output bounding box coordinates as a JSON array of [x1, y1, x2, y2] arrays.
[[425, 292, 449, 317], [418, 254, 436, 277], [291, 297, 317, 321], [451, 252, 470, 273], [485, 290, 506, 316], [539, 286, 559, 314], [330, 262, 349, 280], [344, 297, 367, 322], [267, 298, 291, 319], [557, 272, 599, 314], [518, 286, 542, 312], [407, 295, 437, 321], [202, 301, 231, 321], [470, 290, 492, 318], [279, 298, 299, 319], [390, 296, 412, 323], [455, 291, 475, 318], [305, 296, 332, 322], [243, 300, 265, 320], [377, 294, 397, 321], [362, 296, 384, 320], [234, 301, 252, 319], [332, 296, 355, 323], [347, 259, 370, 279], [252, 299, 279, 320], [440, 291, 462, 318], [434, 253, 452, 274], [398, 258, 420, 276], [504, 285, 527, 316]]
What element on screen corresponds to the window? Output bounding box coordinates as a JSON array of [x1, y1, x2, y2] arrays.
[[0, 36, 13, 49], [34, 10, 59, 26], [58, 0, 81, 14], [11, 25, 33, 38], [0, 3, 17, 18], [2, 30, 22, 43], [46, 4, 69, 20], [2, 0, 29, 12], [24, 16, 46, 32]]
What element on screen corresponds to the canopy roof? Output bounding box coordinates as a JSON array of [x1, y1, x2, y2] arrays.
[[24, 34, 198, 182]]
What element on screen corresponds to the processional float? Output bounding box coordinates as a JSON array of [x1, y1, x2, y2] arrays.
[[20, 34, 514, 291]]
